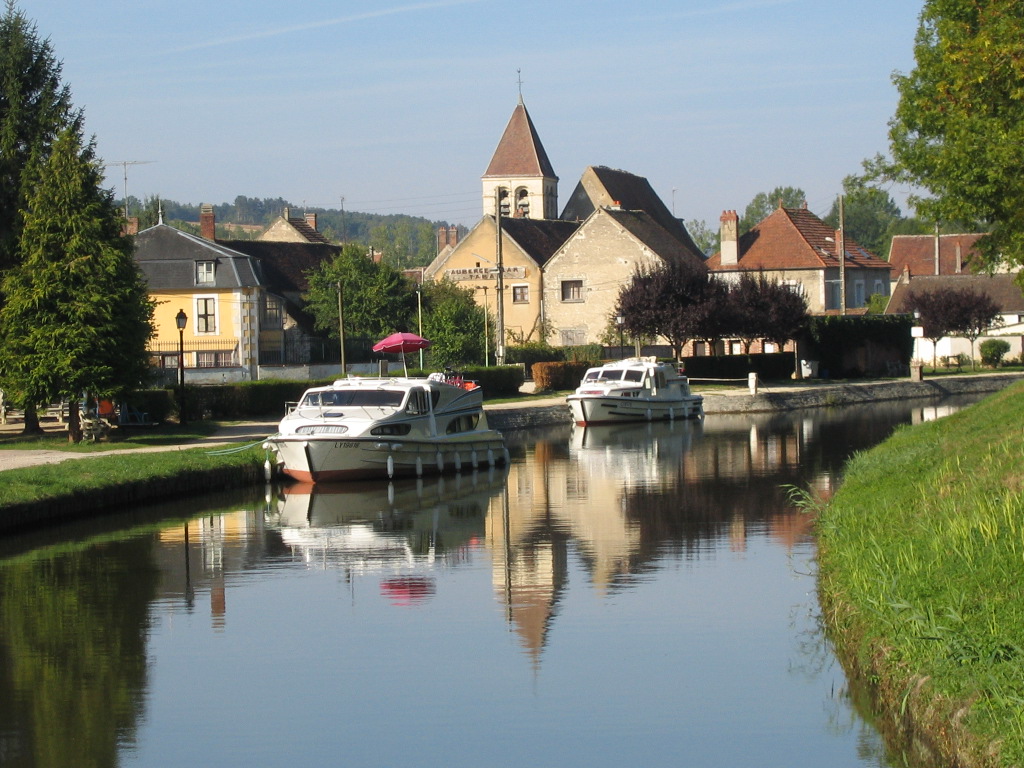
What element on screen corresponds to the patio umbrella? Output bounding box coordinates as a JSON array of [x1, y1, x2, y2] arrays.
[[372, 332, 431, 376]]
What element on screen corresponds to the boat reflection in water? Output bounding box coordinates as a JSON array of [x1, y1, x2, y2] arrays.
[[264, 468, 509, 601]]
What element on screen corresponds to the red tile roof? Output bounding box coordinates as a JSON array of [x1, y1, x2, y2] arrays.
[[707, 206, 889, 272], [887, 233, 983, 278], [483, 98, 557, 180]]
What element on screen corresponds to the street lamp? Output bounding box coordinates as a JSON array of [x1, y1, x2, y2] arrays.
[[615, 315, 625, 359], [175, 308, 187, 426]]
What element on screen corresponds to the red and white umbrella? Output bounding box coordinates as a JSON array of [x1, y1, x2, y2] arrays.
[[372, 332, 431, 375]]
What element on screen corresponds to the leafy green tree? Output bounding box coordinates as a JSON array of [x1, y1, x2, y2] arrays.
[[823, 175, 903, 259], [740, 186, 806, 232], [0, 125, 155, 441], [887, 0, 1024, 269], [305, 244, 415, 343], [0, 1, 81, 274], [421, 280, 486, 367]]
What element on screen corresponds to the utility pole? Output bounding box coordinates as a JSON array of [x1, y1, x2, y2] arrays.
[[337, 282, 347, 377], [838, 195, 847, 316], [494, 188, 506, 366]]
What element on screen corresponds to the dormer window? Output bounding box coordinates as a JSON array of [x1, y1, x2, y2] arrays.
[[196, 261, 215, 286]]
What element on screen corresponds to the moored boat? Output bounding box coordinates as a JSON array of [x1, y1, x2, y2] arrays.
[[566, 357, 704, 425], [263, 373, 508, 482]]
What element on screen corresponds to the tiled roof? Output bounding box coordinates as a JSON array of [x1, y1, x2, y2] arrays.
[[887, 233, 984, 278], [499, 217, 579, 267], [483, 98, 557, 180], [603, 208, 707, 270], [886, 273, 1024, 314], [560, 166, 703, 258], [133, 224, 260, 289], [707, 206, 890, 272], [286, 217, 331, 244], [221, 240, 341, 296]]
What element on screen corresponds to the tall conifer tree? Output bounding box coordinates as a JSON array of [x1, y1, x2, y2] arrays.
[[0, 0, 79, 273], [0, 125, 154, 441]]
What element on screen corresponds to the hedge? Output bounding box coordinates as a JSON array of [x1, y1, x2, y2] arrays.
[[531, 361, 594, 391]]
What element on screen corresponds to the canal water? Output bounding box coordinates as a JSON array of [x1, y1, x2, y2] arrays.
[[0, 395, 984, 768]]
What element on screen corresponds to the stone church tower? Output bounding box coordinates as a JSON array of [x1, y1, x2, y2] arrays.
[[481, 97, 559, 220]]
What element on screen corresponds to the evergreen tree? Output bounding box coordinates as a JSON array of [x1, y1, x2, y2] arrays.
[[0, 125, 155, 441], [0, 1, 80, 273]]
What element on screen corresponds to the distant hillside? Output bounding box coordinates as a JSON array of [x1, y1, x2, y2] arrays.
[[122, 194, 465, 268]]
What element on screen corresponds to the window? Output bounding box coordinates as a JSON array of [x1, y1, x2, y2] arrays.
[[262, 295, 284, 329], [498, 187, 511, 217], [825, 278, 841, 310], [512, 285, 529, 304], [196, 261, 215, 286], [561, 280, 583, 302], [196, 297, 217, 334], [873, 279, 886, 296], [854, 281, 866, 307], [516, 188, 530, 217], [196, 350, 234, 368]]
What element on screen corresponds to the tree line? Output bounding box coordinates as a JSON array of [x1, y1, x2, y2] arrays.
[[125, 194, 455, 269]]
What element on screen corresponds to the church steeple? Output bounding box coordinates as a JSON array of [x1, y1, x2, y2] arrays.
[[482, 98, 558, 220]]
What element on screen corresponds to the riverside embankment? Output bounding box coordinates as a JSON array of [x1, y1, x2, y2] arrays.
[[816, 377, 1024, 768], [1, 371, 1020, 534]]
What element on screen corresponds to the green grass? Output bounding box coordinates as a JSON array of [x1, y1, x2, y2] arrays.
[[0, 446, 264, 508], [0, 421, 222, 452], [816, 379, 1024, 766]]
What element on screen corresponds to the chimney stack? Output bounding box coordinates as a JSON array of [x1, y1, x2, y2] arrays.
[[720, 210, 739, 265], [305, 212, 317, 231], [200, 204, 216, 240]]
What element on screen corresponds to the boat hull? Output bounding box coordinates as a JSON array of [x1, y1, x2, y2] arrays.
[[567, 393, 704, 426], [265, 432, 509, 483]]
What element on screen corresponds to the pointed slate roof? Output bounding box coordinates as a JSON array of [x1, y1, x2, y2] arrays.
[[133, 224, 260, 289], [560, 166, 703, 258], [483, 98, 557, 180], [498, 216, 579, 267], [706, 206, 890, 272]]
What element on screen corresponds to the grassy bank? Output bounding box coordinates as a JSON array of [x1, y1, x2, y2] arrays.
[[816, 380, 1024, 766], [0, 446, 265, 533]]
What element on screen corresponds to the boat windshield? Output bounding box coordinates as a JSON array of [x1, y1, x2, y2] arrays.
[[301, 390, 404, 408], [585, 369, 624, 382]]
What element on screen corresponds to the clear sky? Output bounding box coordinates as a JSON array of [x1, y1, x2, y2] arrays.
[[26, 0, 923, 229]]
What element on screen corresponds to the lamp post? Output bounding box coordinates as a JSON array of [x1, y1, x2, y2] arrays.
[[175, 308, 187, 426], [616, 315, 624, 359]]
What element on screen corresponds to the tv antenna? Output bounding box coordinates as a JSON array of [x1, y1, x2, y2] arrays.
[[105, 160, 155, 218]]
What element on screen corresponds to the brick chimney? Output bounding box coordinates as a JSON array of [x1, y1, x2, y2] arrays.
[[437, 225, 460, 253], [720, 210, 739, 266], [200, 204, 216, 240], [305, 212, 317, 231]]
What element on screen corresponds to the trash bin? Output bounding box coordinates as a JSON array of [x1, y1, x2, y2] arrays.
[[800, 360, 819, 378]]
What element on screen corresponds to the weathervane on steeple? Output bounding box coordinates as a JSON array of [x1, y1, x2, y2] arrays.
[[516, 68, 524, 104]]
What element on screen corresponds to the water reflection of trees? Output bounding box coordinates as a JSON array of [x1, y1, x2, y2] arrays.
[[0, 537, 158, 767]]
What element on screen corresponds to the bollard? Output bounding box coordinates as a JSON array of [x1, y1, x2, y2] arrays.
[[748, 372, 759, 395]]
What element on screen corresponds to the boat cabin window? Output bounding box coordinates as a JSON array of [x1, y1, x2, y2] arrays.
[[302, 390, 404, 408], [404, 387, 432, 415], [654, 370, 667, 388], [445, 414, 480, 434], [623, 369, 644, 382]]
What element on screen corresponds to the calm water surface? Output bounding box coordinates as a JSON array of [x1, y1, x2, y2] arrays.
[[0, 396, 984, 767]]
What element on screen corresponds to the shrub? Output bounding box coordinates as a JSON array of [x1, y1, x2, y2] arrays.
[[980, 338, 1011, 367], [532, 361, 592, 391], [461, 365, 524, 397]]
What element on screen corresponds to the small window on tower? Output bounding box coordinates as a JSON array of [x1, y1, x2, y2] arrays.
[[516, 189, 530, 217]]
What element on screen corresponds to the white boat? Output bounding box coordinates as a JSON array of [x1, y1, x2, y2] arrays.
[[566, 357, 704, 425], [263, 374, 508, 483]]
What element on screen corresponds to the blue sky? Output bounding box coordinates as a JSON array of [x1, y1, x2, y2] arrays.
[[27, 0, 923, 229]]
